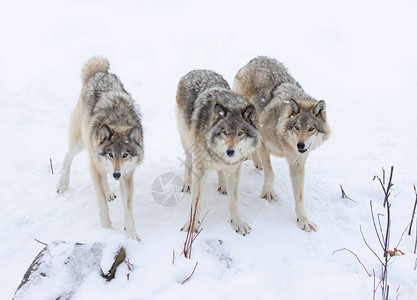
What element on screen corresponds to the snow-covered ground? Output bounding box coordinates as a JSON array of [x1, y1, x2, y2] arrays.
[[1, 0, 417, 299]]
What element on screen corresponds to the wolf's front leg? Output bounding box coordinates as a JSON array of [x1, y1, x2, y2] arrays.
[[217, 170, 227, 194], [90, 163, 112, 229], [289, 159, 316, 232], [120, 172, 140, 241], [101, 174, 116, 201], [181, 167, 207, 232], [226, 164, 251, 235], [259, 143, 278, 202], [182, 151, 192, 193], [56, 139, 83, 194]]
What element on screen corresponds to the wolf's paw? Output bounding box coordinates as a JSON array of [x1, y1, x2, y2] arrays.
[[261, 191, 278, 202], [231, 219, 251, 236], [180, 219, 200, 233], [124, 228, 141, 241], [106, 191, 116, 202], [56, 183, 68, 194], [297, 216, 317, 232], [254, 163, 263, 171], [182, 183, 191, 194], [217, 184, 227, 195]]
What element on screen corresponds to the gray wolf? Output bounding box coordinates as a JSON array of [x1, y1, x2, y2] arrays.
[[233, 56, 331, 232], [176, 69, 261, 235], [56, 57, 144, 240]]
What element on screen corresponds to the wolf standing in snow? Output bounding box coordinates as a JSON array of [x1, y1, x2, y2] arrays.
[[176, 70, 261, 235], [233, 56, 331, 232], [56, 57, 144, 240]]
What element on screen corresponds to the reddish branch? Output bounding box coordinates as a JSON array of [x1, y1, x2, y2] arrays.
[[408, 185, 417, 236], [181, 262, 198, 285], [332, 248, 371, 277], [183, 197, 208, 259], [35, 239, 48, 246], [373, 166, 394, 208]]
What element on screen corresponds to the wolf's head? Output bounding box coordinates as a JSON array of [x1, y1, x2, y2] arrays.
[[97, 124, 144, 179], [208, 102, 260, 164], [283, 99, 330, 155]]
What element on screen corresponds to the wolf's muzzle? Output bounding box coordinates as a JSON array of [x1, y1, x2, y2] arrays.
[[297, 142, 309, 154], [113, 172, 121, 180], [226, 149, 235, 157]]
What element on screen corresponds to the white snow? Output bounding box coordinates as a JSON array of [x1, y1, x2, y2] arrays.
[[1, 0, 417, 299]]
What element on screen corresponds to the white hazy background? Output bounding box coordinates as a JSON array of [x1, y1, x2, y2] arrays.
[[1, 0, 417, 299]]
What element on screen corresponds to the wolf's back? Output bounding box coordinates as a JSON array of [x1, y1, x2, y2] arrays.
[[81, 57, 110, 85]]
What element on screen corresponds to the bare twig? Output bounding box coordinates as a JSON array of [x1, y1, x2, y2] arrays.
[[360, 225, 384, 266], [49, 158, 54, 174], [172, 250, 175, 265], [182, 198, 208, 259], [181, 262, 198, 285], [339, 184, 356, 203], [124, 259, 134, 271], [332, 248, 371, 276], [370, 202, 385, 250], [373, 166, 394, 208], [34, 239, 48, 246], [408, 184, 417, 236], [373, 269, 376, 300]]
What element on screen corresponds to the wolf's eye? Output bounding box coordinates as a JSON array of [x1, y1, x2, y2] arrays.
[[222, 130, 228, 136], [294, 126, 300, 131], [123, 153, 128, 158], [238, 131, 244, 136], [108, 153, 113, 158], [309, 127, 315, 132]]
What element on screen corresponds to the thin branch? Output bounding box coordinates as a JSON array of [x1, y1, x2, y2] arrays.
[[124, 259, 134, 271], [35, 239, 48, 246], [395, 224, 410, 249], [339, 184, 356, 203], [370, 201, 385, 250], [408, 184, 417, 236], [172, 250, 175, 265], [332, 248, 371, 277], [181, 262, 198, 285], [360, 225, 384, 266], [49, 158, 54, 174]]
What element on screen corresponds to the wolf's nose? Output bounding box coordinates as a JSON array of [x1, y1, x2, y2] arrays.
[[297, 142, 305, 150], [226, 149, 235, 157], [113, 172, 121, 180]]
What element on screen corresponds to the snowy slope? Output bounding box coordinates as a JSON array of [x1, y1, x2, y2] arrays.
[[1, 0, 417, 299]]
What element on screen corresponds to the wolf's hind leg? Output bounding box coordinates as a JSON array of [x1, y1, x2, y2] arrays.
[[259, 143, 278, 202], [251, 150, 263, 170], [181, 167, 207, 232]]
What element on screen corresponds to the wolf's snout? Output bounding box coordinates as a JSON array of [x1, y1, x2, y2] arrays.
[[297, 142, 305, 150], [226, 149, 235, 157], [113, 172, 121, 180]]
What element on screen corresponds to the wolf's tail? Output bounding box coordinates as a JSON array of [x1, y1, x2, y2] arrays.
[[81, 57, 110, 85]]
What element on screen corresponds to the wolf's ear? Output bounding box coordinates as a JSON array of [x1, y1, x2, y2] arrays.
[[128, 127, 141, 143], [214, 103, 227, 121], [242, 104, 255, 123], [100, 124, 112, 143], [289, 99, 300, 114], [313, 100, 326, 120]]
